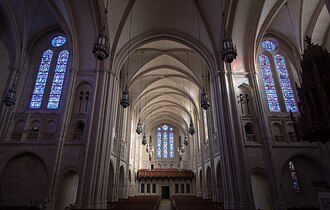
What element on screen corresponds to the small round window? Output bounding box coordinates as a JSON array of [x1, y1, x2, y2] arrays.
[[51, 35, 67, 47], [261, 40, 277, 51]]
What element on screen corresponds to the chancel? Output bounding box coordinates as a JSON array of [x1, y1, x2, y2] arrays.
[[0, 1, 330, 210]]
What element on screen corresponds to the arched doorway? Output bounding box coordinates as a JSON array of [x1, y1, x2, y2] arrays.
[[251, 170, 271, 210], [199, 170, 203, 197], [118, 166, 125, 199], [206, 166, 212, 199], [0, 153, 48, 206], [107, 161, 115, 202], [280, 156, 327, 209], [56, 170, 79, 210], [216, 162, 224, 202], [128, 170, 132, 197]]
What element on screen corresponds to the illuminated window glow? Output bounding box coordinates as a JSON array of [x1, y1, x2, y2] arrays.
[[259, 54, 280, 112], [169, 127, 174, 158], [157, 128, 162, 158], [51, 35, 67, 47], [289, 160, 301, 192], [163, 132, 168, 158], [30, 50, 53, 109], [156, 125, 174, 159], [274, 54, 298, 112], [47, 50, 69, 109], [262, 40, 277, 51]]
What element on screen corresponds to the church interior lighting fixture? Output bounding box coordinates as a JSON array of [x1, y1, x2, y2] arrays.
[[120, 4, 134, 108], [197, 12, 210, 110], [136, 52, 144, 134], [92, 0, 110, 60], [220, 0, 237, 63]]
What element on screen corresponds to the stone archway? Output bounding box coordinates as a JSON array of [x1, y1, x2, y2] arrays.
[[55, 169, 79, 210], [250, 170, 271, 210], [107, 161, 115, 202], [199, 170, 203, 197], [216, 162, 224, 202], [0, 153, 48, 206], [118, 166, 125, 199], [280, 156, 327, 209], [206, 166, 212, 199]]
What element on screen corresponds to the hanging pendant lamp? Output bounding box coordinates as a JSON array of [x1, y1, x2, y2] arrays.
[[142, 133, 147, 145], [188, 119, 195, 135], [201, 88, 210, 110], [93, 4, 110, 60], [136, 119, 142, 135], [222, 30, 237, 63], [120, 85, 130, 108], [184, 135, 188, 146], [92, 26, 109, 60]]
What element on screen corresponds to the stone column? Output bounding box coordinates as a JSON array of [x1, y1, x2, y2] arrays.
[[0, 67, 21, 139], [99, 70, 119, 202], [74, 61, 111, 209], [250, 71, 286, 210], [211, 66, 252, 209]]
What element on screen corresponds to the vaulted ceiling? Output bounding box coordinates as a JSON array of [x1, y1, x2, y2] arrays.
[[0, 0, 329, 134]]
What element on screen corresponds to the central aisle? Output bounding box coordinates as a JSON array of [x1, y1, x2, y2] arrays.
[[158, 199, 172, 210]]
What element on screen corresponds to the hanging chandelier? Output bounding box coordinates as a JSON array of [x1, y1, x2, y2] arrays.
[[222, 30, 237, 63], [92, 28, 110, 60], [142, 133, 147, 145], [136, 119, 142, 135], [188, 119, 195, 135], [92, 3, 110, 60], [220, 0, 237, 64], [201, 88, 210, 110], [3, 89, 16, 107], [120, 85, 130, 108], [184, 135, 188, 146]]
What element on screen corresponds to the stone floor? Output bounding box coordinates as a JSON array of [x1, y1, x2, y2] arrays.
[[158, 199, 172, 210]]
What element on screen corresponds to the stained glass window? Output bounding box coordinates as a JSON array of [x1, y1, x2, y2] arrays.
[[169, 127, 174, 158], [274, 54, 298, 112], [289, 160, 301, 192], [157, 128, 162, 158], [47, 50, 69, 109], [259, 54, 280, 112], [262, 40, 277, 51], [163, 131, 168, 158], [30, 50, 53, 109], [51, 35, 67, 47], [156, 125, 174, 159]]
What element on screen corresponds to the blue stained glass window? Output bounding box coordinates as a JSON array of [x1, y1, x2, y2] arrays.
[[30, 50, 54, 108], [47, 50, 69, 109], [259, 54, 280, 112], [262, 40, 277, 51], [163, 132, 168, 158], [157, 128, 162, 158], [169, 127, 174, 158], [289, 160, 301, 192], [52, 35, 67, 47], [157, 125, 174, 159], [274, 54, 298, 112]]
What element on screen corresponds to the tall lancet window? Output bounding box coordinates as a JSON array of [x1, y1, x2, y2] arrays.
[[30, 35, 69, 109], [259, 53, 280, 112], [156, 124, 174, 159], [274, 54, 297, 112], [259, 39, 297, 112]]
